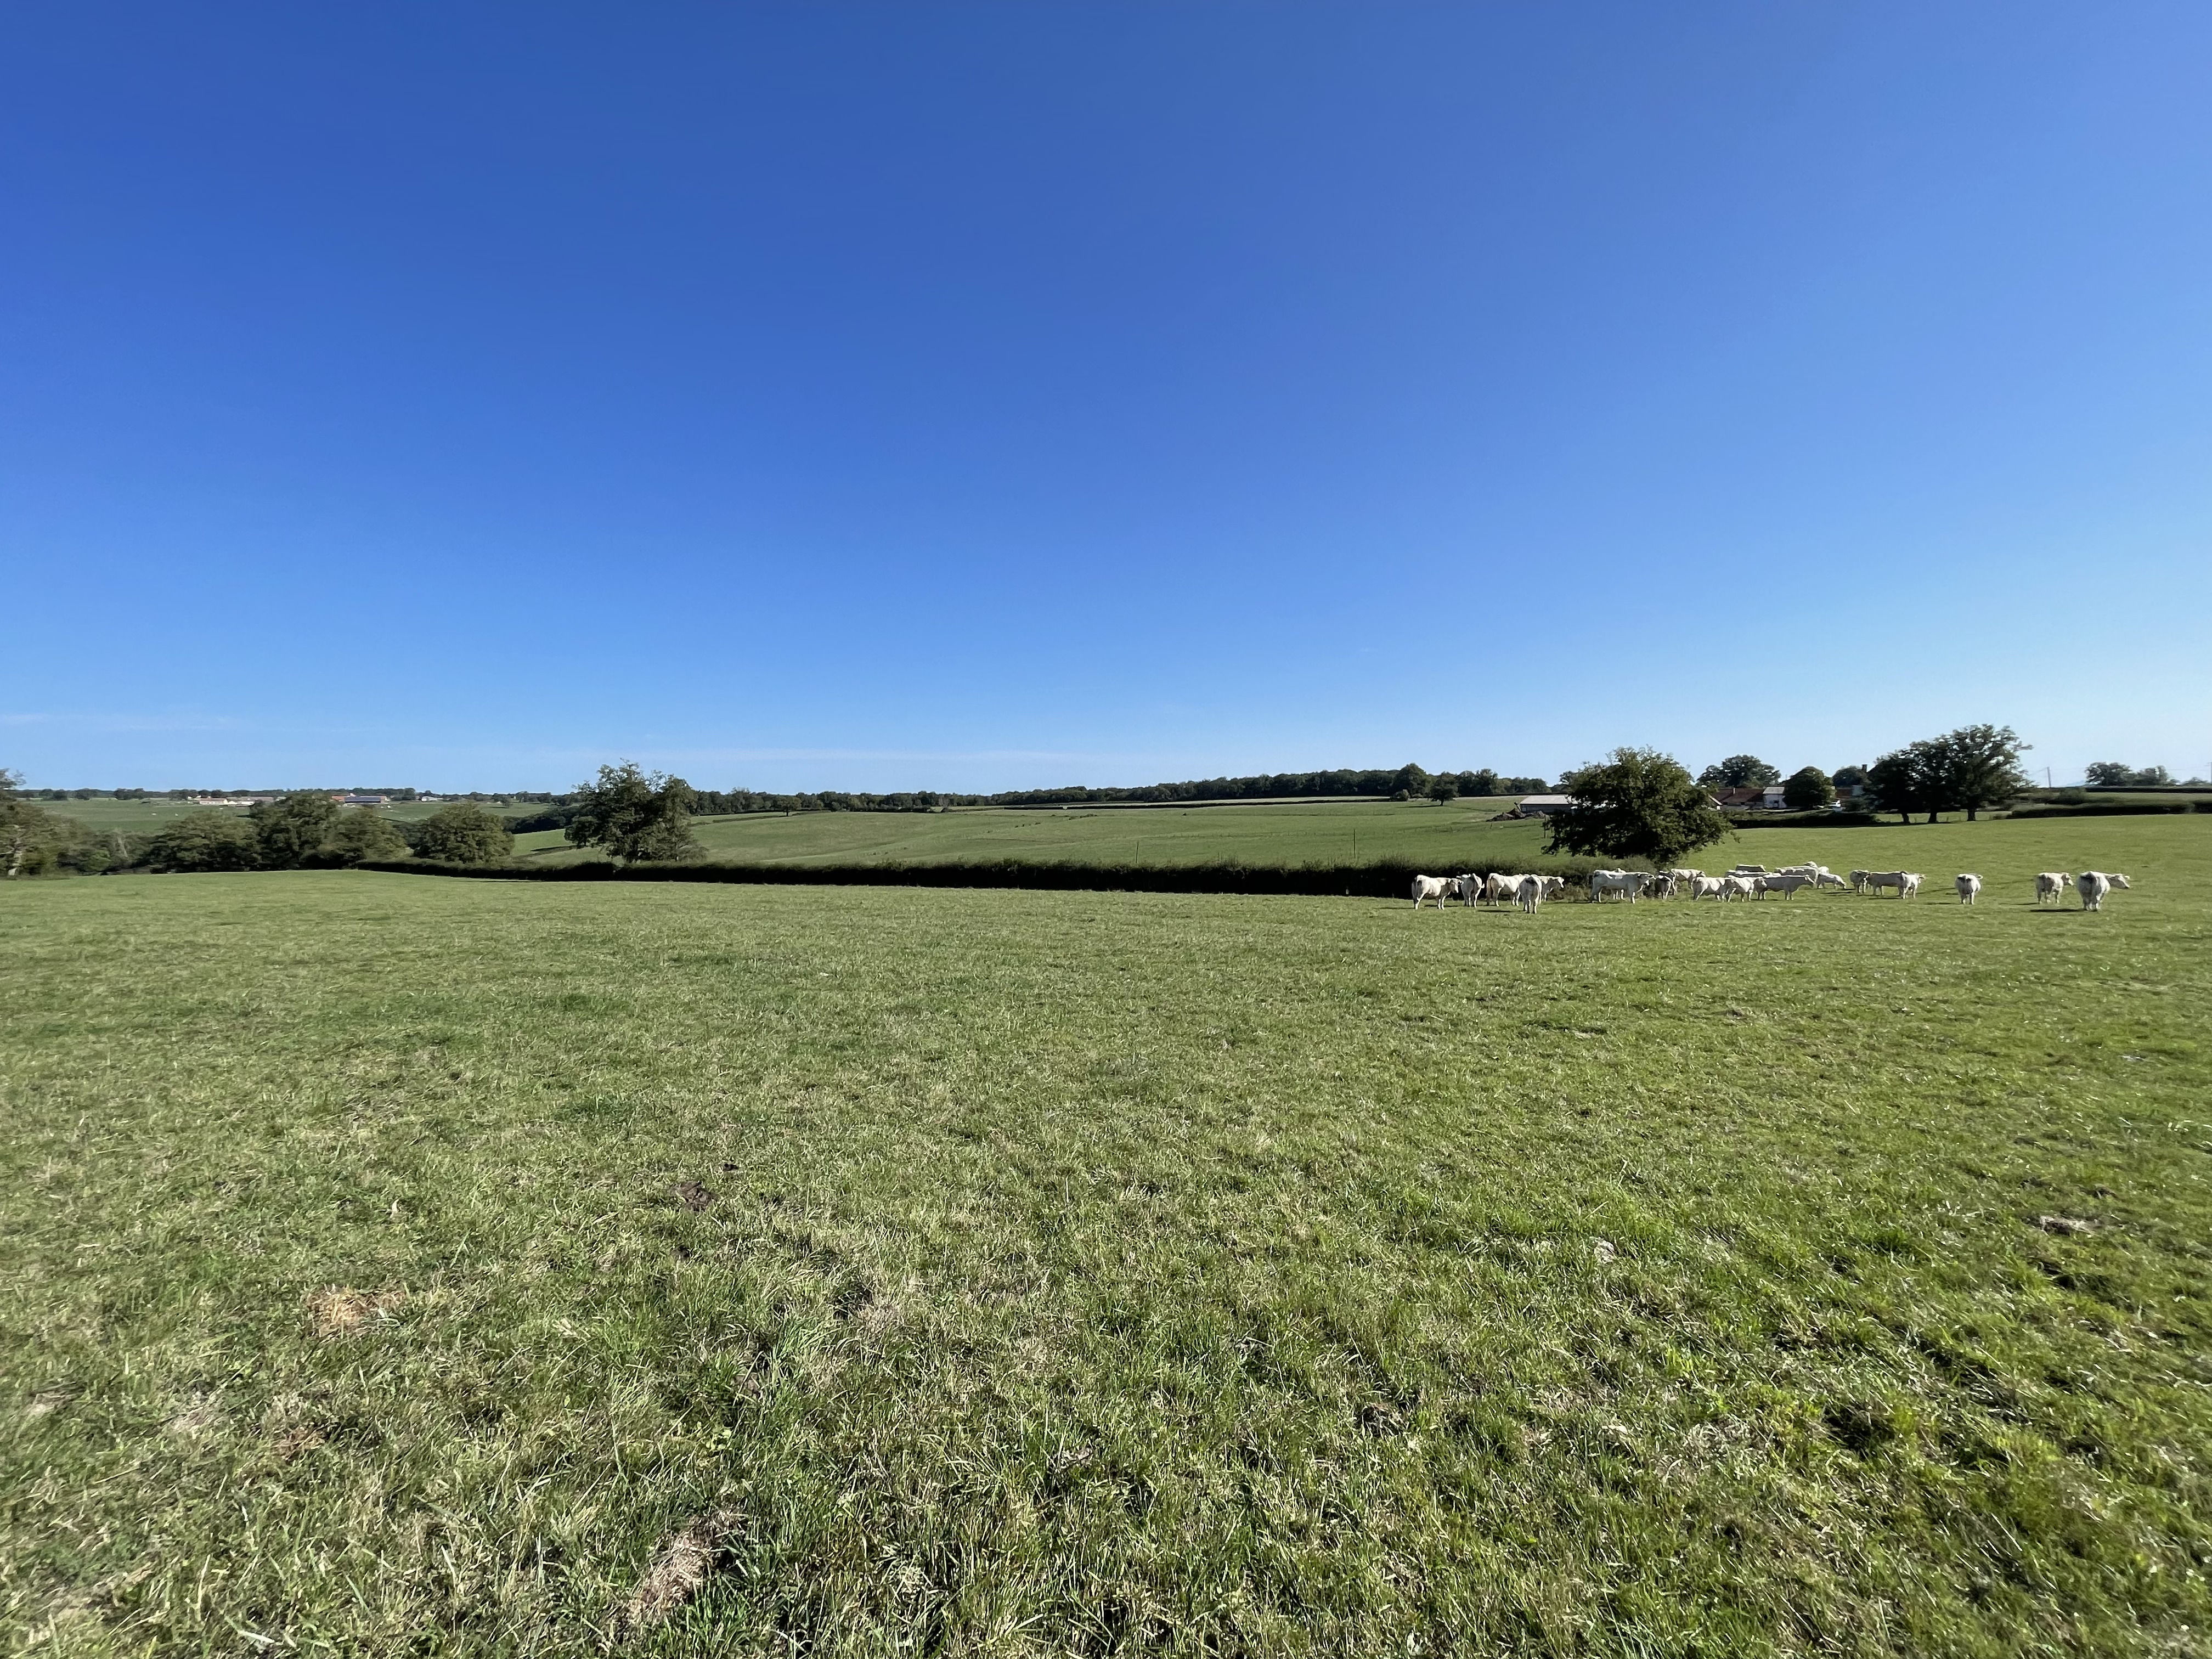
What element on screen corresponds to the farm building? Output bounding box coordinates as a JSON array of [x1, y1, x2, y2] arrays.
[[1514, 794, 1576, 816], [1713, 785, 1790, 810]]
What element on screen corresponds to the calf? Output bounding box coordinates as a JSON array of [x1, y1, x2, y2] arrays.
[[2076, 871, 2131, 911], [2035, 872, 2070, 906], [1955, 873, 1982, 905]]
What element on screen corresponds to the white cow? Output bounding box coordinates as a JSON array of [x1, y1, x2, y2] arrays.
[[1515, 874, 1544, 913], [1756, 873, 1817, 899], [2035, 872, 2070, 906], [1482, 872, 1523, 906], [1588, 870, 1648, 902], [1410, 874, 1453, 909], [1689, 876, 1726, 900], [1955, 873, 1982, 905], [1862, 871, 1922, 898], [1849, 869, 1874, 894], [1812, 870, 1852, 890], [2076, 871, 2131, 911], [1645, 874, 1679, 900], [1718, 875, 1757, 901], [1663, 868, 1702, 886]]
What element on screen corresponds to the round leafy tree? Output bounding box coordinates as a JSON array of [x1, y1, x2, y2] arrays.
[[1781, 766, 1834, 811], [565, 761, 702, 864], [412, 803, 515, 865], [1545, 748, 1734, 866], [1696, 754, 1780, 790], [324, 809, 410, 864], [145, 810, 260, 873]]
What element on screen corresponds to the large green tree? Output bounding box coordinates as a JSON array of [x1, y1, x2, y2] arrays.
[[565, 762, 701, 863], [1934, 724, 2032, 821], [1696, 754, 1780, 790], [1545, 748, 1733, 866], [250, 792, 340, 868], [2, 768, 63, 879], [1866, 741, 1944, 823], [145, 811, 260, 873], [411, 803, 515, 865], [1781, 766, 1835, 811], [324, 808, 410, 864]]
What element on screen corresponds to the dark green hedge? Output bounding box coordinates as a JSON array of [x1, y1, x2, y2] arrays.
[[354, 855, 1618, 899], [1723, 811, 1884, 829], [2006, 800, 2208, 819]]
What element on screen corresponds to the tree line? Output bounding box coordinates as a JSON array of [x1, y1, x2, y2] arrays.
[[0, 774, 517, 877], [1542, 724, 2035, 866]]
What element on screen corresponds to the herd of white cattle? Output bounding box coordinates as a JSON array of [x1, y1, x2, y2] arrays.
[[1409, 863, 2135, 912]]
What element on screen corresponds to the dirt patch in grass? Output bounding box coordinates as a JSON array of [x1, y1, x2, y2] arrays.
[[614, 1508, 744, 1637], [306, 1285, 408, 1335]]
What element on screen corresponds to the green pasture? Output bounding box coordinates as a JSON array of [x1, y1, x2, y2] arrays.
[[41, 798, 546, 836], [4, 815, 2208, 1655], [516, 798, 1544, 867]]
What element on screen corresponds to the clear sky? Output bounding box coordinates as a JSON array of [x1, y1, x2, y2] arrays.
[[3, 3, 2207, 793]]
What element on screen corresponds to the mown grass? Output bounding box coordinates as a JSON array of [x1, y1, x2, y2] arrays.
[[3, 815, 2209, 1656]]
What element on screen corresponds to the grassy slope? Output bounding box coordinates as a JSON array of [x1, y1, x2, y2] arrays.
[[3, 815, 2208, 1655]]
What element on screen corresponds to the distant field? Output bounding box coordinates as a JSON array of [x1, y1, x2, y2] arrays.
[[41, 797, 549, 836], [4, 815, 2207, 1654], [516, 797, 1549, 867]]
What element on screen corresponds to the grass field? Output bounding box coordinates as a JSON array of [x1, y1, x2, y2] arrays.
[[40, 798, 549, 837], [4, 815, 2208, 1655], [508, 797, 1543, 868]]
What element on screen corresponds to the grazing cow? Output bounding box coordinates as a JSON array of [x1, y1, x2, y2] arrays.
[[1812, 870, 1852, 890], [1689, 876, 1726, 900], [1515, 873, 1544, 913], [2076, 871, 2131, 911], [1861, 871, 1922, 898], [2035, 872, 2070, 906], [1719, 875, 1757, 901], [1410, 874, 1453, 910], [1955, 873, 1982, 905], [1588, 870, 1648, 902], [1756, 873, 1817, 899]]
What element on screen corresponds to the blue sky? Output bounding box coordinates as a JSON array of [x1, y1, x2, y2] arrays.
[[3, 3, 2207, 792]]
